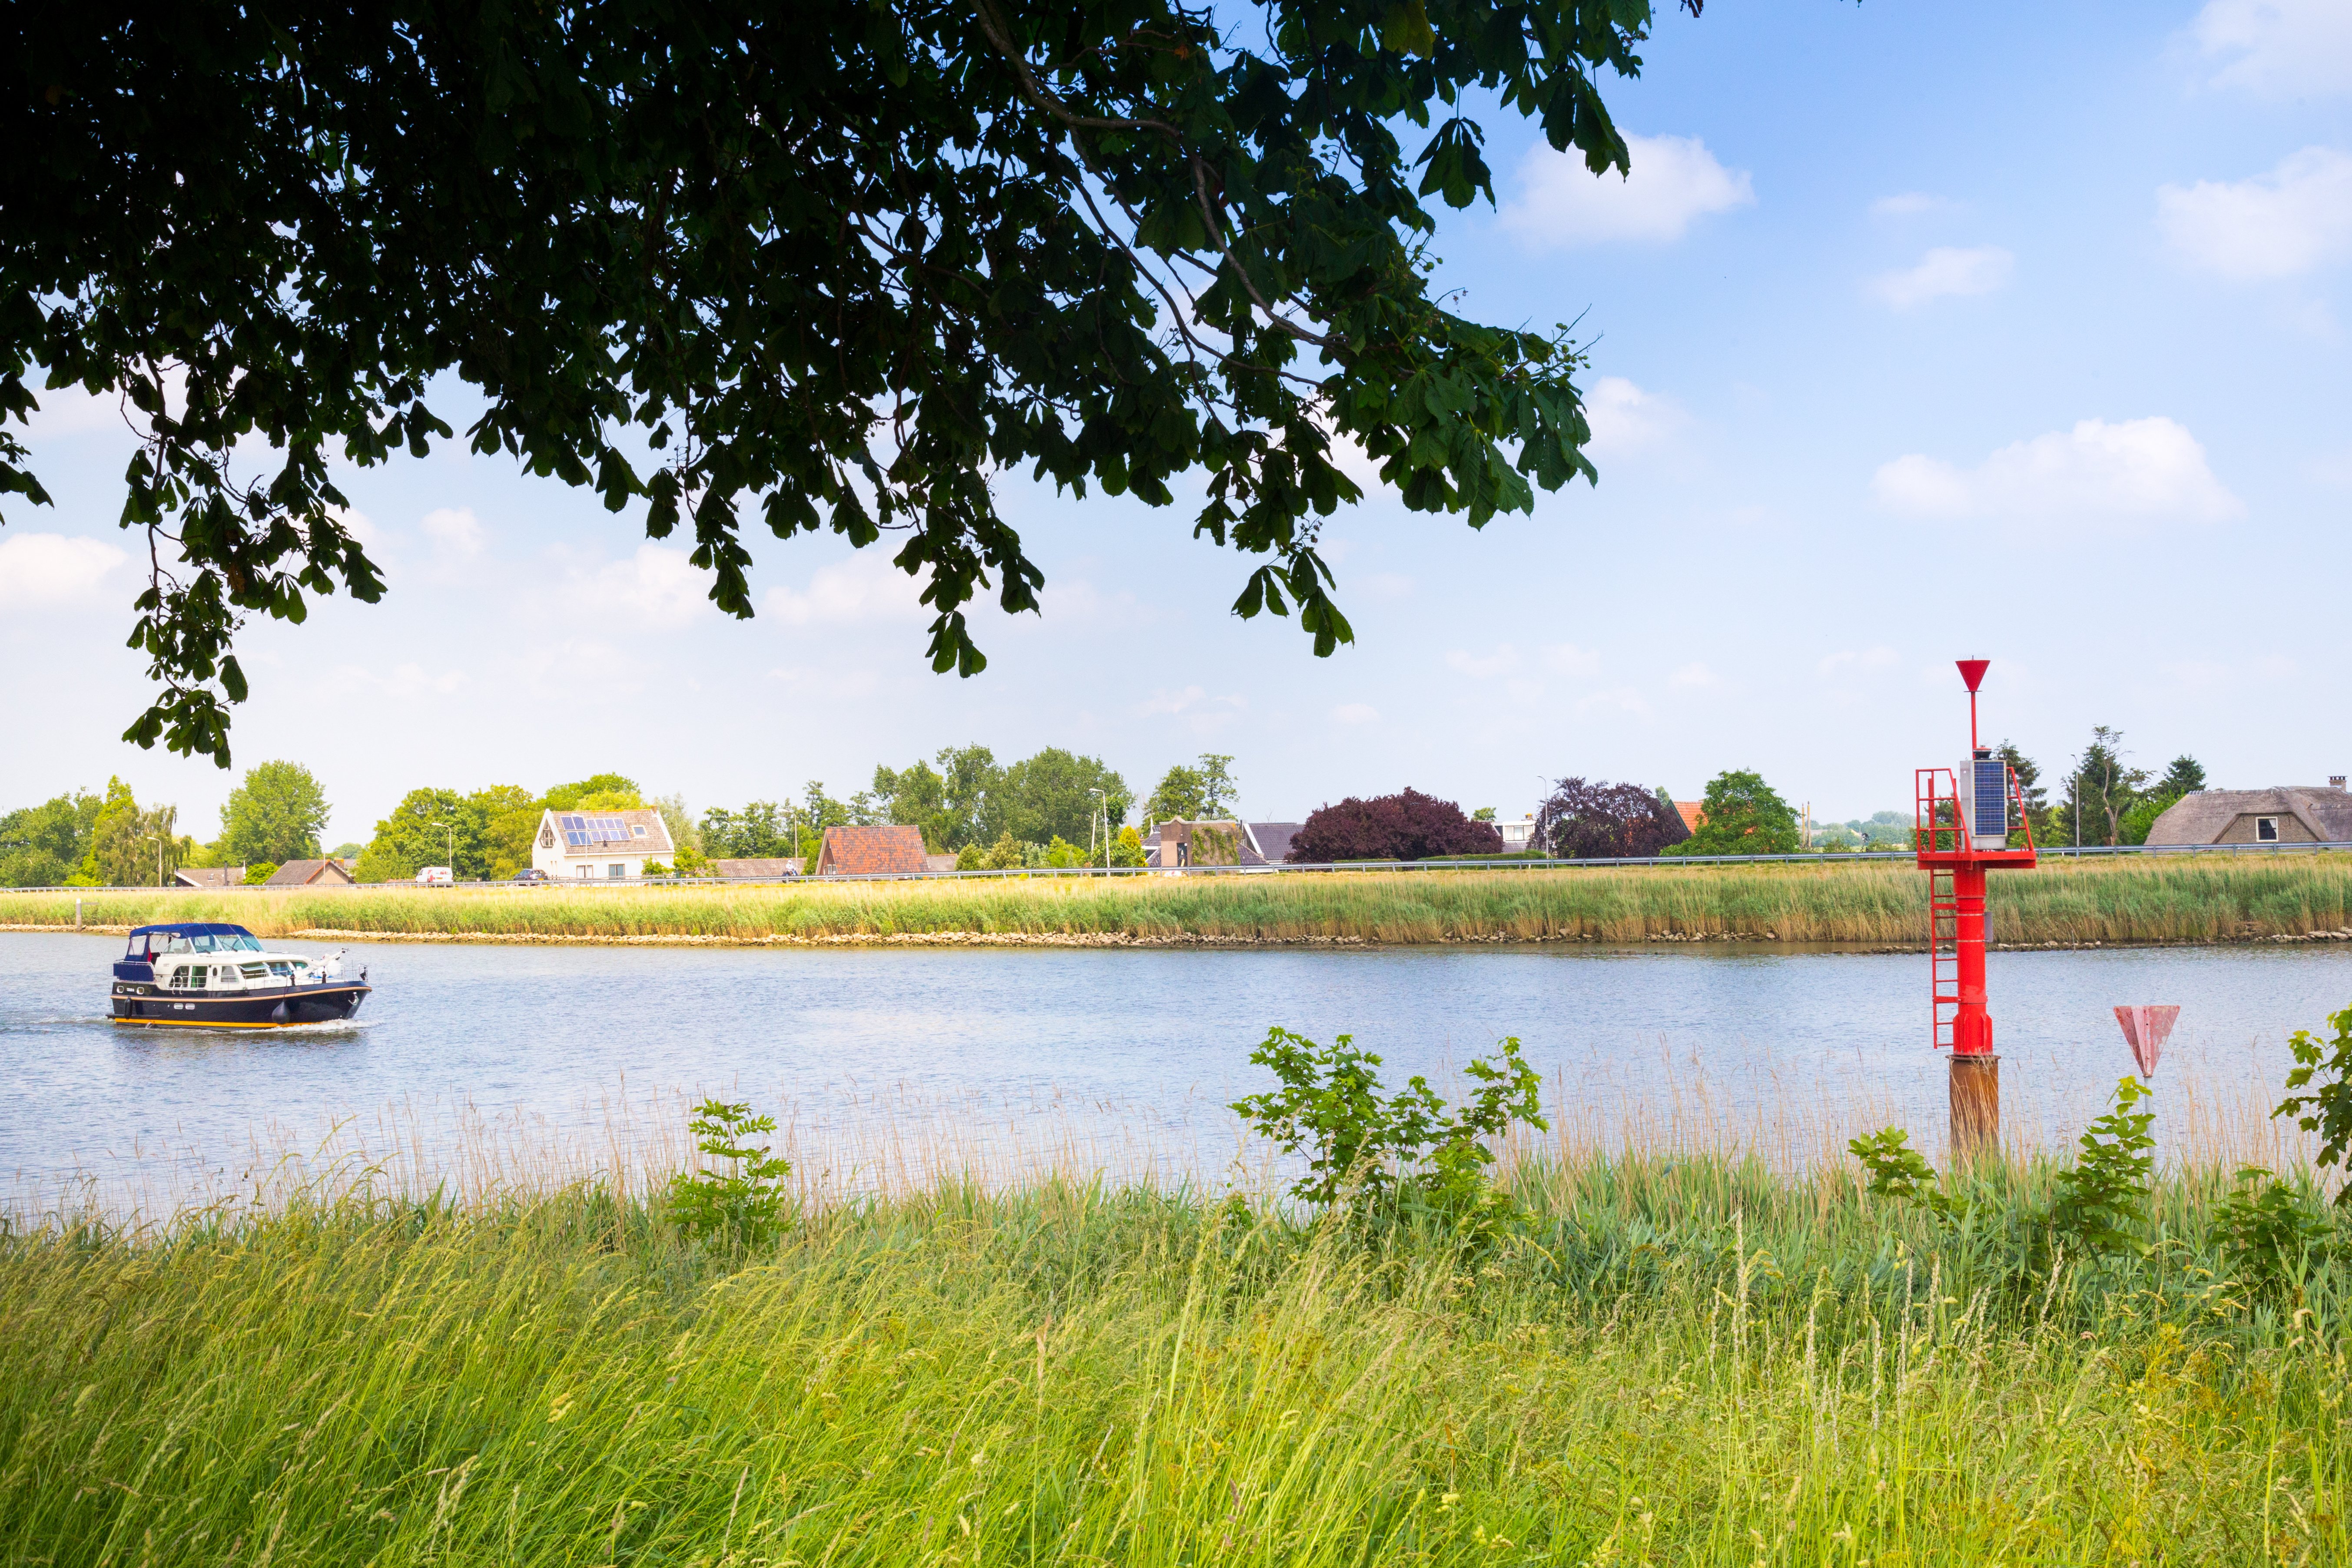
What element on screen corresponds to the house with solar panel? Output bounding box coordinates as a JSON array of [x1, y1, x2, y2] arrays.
[[531, 808, 676, 880]]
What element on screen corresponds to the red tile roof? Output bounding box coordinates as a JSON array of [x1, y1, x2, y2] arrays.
[[1674, 800, 1705, 833], [815, 825, 929, 875]]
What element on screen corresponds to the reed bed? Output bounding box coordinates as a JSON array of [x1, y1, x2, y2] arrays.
[[5, 1140, 2347, 1567], [11, 851, 2352, 947]]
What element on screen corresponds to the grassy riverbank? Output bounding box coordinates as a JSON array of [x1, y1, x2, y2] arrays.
[[7, 852, 2352, 946], [4, 1151, 2345, 1566]]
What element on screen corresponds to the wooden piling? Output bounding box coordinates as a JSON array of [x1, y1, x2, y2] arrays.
[[1950, 1053, 1999, 1160]]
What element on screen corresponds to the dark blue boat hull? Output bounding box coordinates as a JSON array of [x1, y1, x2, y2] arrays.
[[110, 981, 371, 1028]]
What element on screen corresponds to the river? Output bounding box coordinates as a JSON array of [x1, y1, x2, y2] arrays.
[[5, 932, 2349, 1212]]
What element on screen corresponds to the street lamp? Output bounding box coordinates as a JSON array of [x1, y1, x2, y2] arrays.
[[1088, 788, 1107, 869], [427, 818, 456, 876], [146, 833, 163, 888]]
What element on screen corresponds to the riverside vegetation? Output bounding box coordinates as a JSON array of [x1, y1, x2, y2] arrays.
[[9, 1015, 2352, 1565], [7, 852, 2352, 947]]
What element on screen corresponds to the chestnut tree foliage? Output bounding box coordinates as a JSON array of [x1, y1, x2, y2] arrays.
[[3, 0, 1695, 765]]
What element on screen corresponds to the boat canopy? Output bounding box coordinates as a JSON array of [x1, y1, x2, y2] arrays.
[[123, 922, 263, 957], [128, 922, 259, 940]]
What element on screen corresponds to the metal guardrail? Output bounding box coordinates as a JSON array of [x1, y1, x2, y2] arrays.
[[12, 839, 2352, 894]]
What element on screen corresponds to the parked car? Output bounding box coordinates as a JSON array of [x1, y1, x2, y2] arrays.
[[512, 869, 550, 885], [415, 865, 454, 886]]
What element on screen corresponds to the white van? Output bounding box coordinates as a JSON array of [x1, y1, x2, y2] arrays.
[[415, 866, 454, 886]]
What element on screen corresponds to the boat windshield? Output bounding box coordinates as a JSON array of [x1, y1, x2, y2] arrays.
[[266, 961, 293, 978], [230, 934, 263, 951]]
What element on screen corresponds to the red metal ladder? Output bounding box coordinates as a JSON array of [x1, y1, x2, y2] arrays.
[[1927, 866, 1959, 1051]]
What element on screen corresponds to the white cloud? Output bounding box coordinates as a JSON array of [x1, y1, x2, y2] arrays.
[[1871, 192, 1949, 217], [1498, 133, 1754, 247], [567, 544, 714, 630], [1582, 377, 1687, 457], [0, 532, 127, 607], [762, 553, 929, 628], [420, 507, 485, 561], [2190, 0, 2352, 96], [1870, 246, 2015, 309], [2158, 147, 2352, 279], [1669, 662, 1719, 689], [1871, 417, 2243, 526], [1541, 642, 1603, 677], [1445, 645, 1520, 679], [1331, 703, 1381, 726]]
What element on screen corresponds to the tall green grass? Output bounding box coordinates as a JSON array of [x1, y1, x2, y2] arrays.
[[9, 852, 2352, 946], [3, 1154, 2346, 1565]]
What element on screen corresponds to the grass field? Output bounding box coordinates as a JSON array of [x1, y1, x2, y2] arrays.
[[4, 1146, 2346, 1567], [7, 852, 2352, 946]]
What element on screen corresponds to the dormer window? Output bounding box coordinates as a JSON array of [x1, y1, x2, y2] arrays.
[[632, 823, 647, 836], [541, 826, 556, 849], [2257, 816, 2279, 842]]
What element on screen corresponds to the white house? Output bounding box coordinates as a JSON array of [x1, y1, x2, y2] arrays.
[[531, 808, 675, 880]]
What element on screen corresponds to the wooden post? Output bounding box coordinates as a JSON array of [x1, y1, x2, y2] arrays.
[[1950, 1053, 1999, 1160]]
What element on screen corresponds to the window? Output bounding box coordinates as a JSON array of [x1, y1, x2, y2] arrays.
[[190, 965, 208, 989], [577, 865, 592, 878], [192, 934, 217, 952], [541, 825, 556, 848], [241, 962, 269, 979], [632, 823, 647, 836], [169, 966, 188, 988], [609, 863, 627, 878], [2257, 816, 2279, 842]]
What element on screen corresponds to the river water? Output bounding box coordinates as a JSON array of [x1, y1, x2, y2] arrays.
[[5, 932, 2349, 1212]]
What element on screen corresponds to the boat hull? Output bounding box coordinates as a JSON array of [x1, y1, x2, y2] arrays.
[[110, 982, 372, 1028]]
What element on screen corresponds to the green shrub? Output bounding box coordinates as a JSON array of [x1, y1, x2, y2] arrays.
[[666, 1100, 793, 1249], [2277, 1004, 2352, 1203], [1229, 1027, 1546, 1233], [242, 862, 278, 885]]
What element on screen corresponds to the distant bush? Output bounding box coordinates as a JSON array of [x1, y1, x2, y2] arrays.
[[1533, 776, 1689, 859], [1288, 788, 1501, 862], [242, 862, 278, 885], [1661, 769, 1800, 856]]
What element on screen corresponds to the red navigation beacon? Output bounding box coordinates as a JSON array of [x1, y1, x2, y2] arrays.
[[1915, 658, 2037, 1153]]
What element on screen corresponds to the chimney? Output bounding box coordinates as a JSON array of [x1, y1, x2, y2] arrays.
[[2333, 776, 2348, 791]]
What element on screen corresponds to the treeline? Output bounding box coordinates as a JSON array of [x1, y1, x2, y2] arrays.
[[357, 749, 1237, 880], [0, 762, 332, 888]]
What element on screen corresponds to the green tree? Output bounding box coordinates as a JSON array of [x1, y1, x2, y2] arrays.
[[870, 760, 954, 851], [1144, 753, 1237, 823], [544, 775, 642, 811], [219, 760, 332, 864], [1662, 770, 1799, 856], [1994, 739, 2058, 848], [0, 790, 101, 887], [701, 802, 789, 859], [652, 793, 699, 859], [8, 3, 1670, 767], [72, 779, 188, 886], [2061, 728, 2147, 848], [355, 788, 473, 882], [997, 748, 1131, 848], [793, 782, 855, 862], [2158, 755, 2208, 798], [470, 784, 544, 878]]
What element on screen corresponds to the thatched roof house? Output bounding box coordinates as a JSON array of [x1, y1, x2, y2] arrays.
[[2146, 784, 2352, 845], [709, 857, 803, 879]]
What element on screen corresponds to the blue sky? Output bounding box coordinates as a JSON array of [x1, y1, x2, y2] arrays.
[[4, 0, 2349, 848]]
